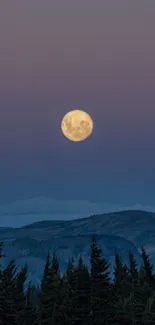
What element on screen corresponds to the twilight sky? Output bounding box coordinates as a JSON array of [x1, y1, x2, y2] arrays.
[[0, 0, 155, 226]]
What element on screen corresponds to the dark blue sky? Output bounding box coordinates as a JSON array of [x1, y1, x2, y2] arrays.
[[0, 1, 155, 225]]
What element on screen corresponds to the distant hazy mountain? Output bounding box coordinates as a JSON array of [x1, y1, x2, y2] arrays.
[[0, 210, 154, 286]]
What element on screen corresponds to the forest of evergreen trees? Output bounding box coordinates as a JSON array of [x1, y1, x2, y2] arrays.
[[1, 235, 155, 324]]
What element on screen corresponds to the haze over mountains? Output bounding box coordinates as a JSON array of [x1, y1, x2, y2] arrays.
[[0, 209, 155, 286], [0, 196, 155, 227]]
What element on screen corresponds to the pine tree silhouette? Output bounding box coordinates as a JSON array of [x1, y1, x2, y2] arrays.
[[1, 236, 155, 324], [90, 235, 111, 325]]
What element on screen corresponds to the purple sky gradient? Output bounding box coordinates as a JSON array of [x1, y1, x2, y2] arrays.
[[0, 0, 155, 214]]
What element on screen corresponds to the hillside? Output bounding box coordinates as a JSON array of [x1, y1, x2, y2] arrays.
[[0, 209, 154, 285]]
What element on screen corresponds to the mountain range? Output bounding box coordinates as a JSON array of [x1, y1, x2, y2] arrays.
[[0, 210, 154, 286]]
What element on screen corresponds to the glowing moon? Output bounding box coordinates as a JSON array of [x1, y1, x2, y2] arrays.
[[61, 110, 93, 142]]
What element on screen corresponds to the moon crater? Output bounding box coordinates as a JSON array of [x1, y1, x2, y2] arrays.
[[61, 110, 93, 142]]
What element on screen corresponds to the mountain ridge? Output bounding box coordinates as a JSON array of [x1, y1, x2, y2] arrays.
[[0, 210, 154, 286], [1, 209, 154, 230]]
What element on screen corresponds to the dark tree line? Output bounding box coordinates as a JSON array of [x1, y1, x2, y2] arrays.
[[1, 236, 155, 324]]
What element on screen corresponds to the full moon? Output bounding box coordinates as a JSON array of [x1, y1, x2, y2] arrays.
[[61, 110, 93, 142]]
